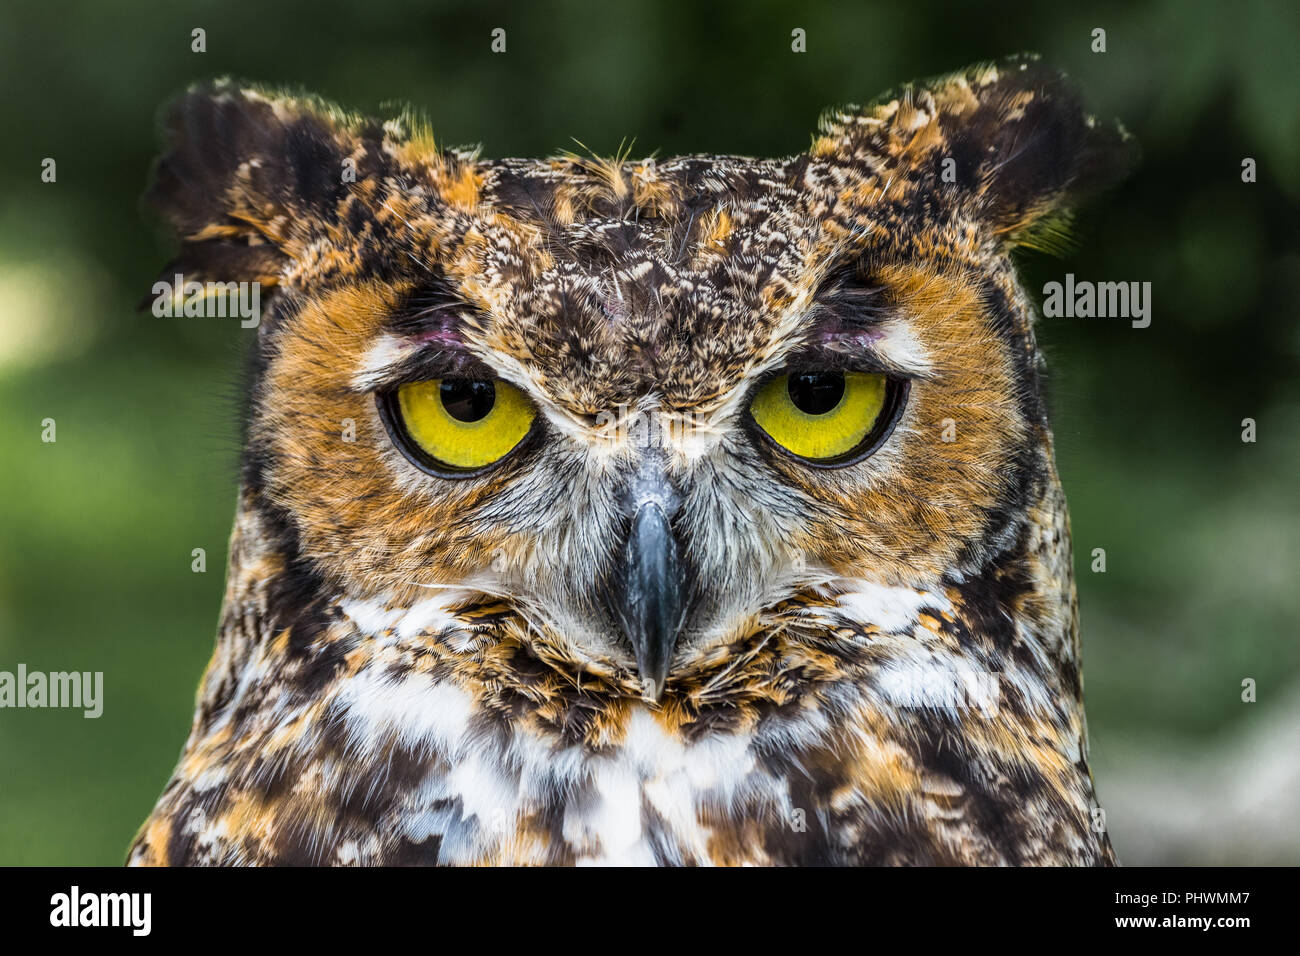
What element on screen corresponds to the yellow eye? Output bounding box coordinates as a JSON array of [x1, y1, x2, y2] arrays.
[[389, 378, 536, 473], [749, 370, 894, 462]]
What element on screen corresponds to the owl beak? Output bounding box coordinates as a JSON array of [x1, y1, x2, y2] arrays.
[[612, 500, 688, 700]]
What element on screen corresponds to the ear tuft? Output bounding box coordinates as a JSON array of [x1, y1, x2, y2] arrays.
[[814, 54, 1138, 248], [142, 81, 368, 293]]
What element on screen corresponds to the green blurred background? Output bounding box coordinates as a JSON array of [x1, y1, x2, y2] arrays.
[[1, 0, 1297, 865]]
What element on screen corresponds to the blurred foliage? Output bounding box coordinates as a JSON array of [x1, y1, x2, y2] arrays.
[[0, 0, 1296, 865]]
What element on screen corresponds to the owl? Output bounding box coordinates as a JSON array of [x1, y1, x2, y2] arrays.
[[131, 54, 1134, 866]]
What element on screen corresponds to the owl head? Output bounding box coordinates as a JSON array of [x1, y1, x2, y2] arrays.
[[147, 55, 1132, 711]]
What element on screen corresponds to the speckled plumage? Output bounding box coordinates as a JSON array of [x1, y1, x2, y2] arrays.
[[132, 55, 1133, 866]]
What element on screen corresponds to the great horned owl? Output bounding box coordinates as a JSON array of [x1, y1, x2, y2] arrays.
[[132, 55, 1133, 866]]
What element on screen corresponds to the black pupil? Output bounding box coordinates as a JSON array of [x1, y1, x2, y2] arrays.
[[440, 379, 496, 422], [787, 371, 845, 415]]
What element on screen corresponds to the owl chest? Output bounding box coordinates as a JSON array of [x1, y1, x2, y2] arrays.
[[376, 701, 790, 866], [323, 672, 1104, 866]]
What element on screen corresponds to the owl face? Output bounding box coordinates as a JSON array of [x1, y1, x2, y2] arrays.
[[149, 56, 1129, 706], [258, 237, 1032, 696]]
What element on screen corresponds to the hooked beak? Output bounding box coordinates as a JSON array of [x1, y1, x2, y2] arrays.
[[610, 500, 688, 700]]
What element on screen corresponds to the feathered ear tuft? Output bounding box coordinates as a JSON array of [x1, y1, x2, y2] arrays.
[[141, 81, 381, 297], [813, 54, 1137, 249]]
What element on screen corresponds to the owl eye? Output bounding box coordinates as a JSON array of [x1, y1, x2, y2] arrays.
[[749, 370, 904, 465], [380, 378, 537, 474]]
